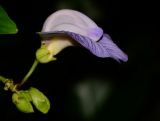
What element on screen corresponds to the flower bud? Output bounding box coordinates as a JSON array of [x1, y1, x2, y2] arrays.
[[12, 91, 34, 113], [29, 87, 50, 114]]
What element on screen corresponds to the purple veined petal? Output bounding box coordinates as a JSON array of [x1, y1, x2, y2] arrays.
[[98, 34, 128, 62], [38, 31, 128, 62]]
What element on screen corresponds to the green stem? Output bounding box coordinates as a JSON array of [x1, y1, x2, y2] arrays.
[[19, 59, 39, 86], [0, 75, 7, 83]]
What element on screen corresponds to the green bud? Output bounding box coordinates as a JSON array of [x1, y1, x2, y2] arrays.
[[29, 87, 50, 114], [12, 91, 34, 113], [36, 45, 56, 63]]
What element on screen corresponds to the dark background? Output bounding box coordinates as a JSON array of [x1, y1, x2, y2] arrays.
[[0, 0, 159, 121]]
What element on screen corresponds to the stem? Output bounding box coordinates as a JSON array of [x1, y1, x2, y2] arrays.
[[19, 59, 39, 86], [0, 75, 7, 83], [0, 75, 17, 92]]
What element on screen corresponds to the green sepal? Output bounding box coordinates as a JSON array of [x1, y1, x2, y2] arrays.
[[36, 44, 56, 63]]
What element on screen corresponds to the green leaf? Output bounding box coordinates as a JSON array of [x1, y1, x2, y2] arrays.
[[0, 5, 18, 34], [29, 87, 50, 114], [12, 91, 34, 113]]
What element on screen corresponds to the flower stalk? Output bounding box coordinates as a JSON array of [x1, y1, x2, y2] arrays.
[[19, 59, 39, 86], [0, 75, 7, 83]]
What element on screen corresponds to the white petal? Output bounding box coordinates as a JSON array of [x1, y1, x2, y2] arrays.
[[41, 9, 103, 41]]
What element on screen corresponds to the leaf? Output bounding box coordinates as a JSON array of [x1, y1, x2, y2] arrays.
[[0, 5, 18, 34], [29, 87, 50, 114]]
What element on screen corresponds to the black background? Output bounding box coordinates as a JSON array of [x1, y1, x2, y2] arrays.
[[0, 0, 159, 121]]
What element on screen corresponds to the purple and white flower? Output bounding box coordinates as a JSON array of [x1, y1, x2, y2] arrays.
[[36, 9, 128, 63]]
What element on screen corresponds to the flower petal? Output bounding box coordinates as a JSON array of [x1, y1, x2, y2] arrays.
[[38, 31, 128, 62], [98, 34, 128, 62], [41, 9, 103, 41]]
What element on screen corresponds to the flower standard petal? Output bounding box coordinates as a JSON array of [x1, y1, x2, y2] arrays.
[[41, 9, 103, 41]]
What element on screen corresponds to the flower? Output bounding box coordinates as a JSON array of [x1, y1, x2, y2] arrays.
[[36, 9, 128, 63]]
